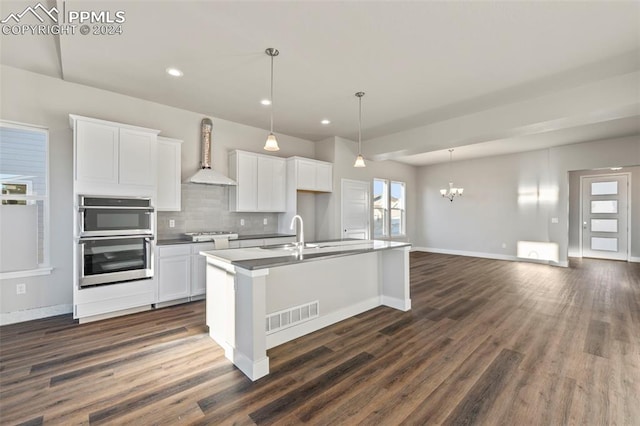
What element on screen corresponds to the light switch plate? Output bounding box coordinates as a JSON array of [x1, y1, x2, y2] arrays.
[[551, 217, 559, 224]]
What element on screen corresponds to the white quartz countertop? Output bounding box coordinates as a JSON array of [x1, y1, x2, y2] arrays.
[[200, 239, 411, 270]]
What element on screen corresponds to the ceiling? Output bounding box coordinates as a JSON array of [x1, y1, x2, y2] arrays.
[[1, 0, 639, 165]]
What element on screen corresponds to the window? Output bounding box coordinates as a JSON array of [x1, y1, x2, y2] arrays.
[[0, 122, 50, 276], [390, 181, 406, 237], [373, 178, 406, 238], [373, 179, 388, 237]]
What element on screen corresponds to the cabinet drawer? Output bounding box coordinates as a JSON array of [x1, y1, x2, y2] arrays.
[[239, 239, 264, 248], [191, 242, 215, 253], [158, 245, 191, 257]]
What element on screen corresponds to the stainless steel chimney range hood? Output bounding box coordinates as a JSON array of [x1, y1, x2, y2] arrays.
[[187, 118, 236, 185]]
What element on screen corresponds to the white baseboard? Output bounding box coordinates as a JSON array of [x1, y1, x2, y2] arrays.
[[413, 247, 518, 262], [413, 247, 569, 267], [631, 256, 640, 263], [78, 305, 152, 324], [381, 295, 411, 311], [0, 304, 72, 326], [229, 349, 269, 382], [266, 296, 381, 349]]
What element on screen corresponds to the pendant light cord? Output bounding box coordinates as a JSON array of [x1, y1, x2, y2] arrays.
[[358, 96, 362, 153], [270, 54, 274, 134]]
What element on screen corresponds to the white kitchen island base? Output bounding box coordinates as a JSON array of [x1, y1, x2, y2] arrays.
[[202, 241, 411, 381]]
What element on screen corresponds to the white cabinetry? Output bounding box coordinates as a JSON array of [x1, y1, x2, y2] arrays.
[[157, 245, 191, 303], [157, 137, 182, 211], [70, 115, 160, 195], [156, 242, 215, 306], [229, 150, 286, 212], [288, 157, 333, 192], [191, 242, 214, 297]]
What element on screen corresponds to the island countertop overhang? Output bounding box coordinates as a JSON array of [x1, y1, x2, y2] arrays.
[[200, 239, 411, 271]]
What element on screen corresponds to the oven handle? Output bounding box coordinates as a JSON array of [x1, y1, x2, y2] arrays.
[[79, 235, 155, 241], [78, 206, 154, 212], [79, 239, 85, 281]]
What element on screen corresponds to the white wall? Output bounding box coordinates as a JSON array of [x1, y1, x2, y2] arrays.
[[415, 135, 640, 265], [0, 65, 315, 321]]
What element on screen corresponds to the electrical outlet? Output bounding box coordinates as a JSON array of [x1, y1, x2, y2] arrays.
[[551, 217, 559, 224], [501, 243, 507, 249], [240, 219, 245, 226], [16, 283, 26, 295], [263, 218, 268, 225], [169, 219, 175, 228]]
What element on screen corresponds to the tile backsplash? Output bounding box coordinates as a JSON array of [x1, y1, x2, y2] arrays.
[[157, 184, 279, 239]]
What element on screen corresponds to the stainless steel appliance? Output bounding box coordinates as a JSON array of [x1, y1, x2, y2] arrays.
[[184, 231, 239, 242], [79, 235, 154, 287], [79, 195, 154, 236], [77, 195, 155, 287]]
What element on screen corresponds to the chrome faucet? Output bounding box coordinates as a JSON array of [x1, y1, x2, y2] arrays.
[[290, 215, 304, 248]]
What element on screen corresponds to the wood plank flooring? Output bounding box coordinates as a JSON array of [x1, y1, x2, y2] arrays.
[[1, 253, 639, 425]]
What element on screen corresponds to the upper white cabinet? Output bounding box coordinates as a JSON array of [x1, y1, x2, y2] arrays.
[[288, 157, 333, 192], [75, 120, 119, 184], [157, 137, 182, 211], [229, 150, 286, 212], [70, 115, 160, 194]]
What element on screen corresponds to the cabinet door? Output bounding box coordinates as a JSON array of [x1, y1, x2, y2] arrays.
[[119, 128, 157, 187], [296, 160, 316, 190], [257, 157, 286, 211], [75, 120, 119, 184], [191, 243, 213, 297], [316, 163, 333, 192], [271, 158, 287, 210], [191, 254, 207, 296], [257, 156, 274, 211], [236, 152, 258, 211], [157, 138, 182, 211], [158, 255, 190, 302]]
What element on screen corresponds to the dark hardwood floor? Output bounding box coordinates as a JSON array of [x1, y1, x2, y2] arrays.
[[1, 252, 639, 425]]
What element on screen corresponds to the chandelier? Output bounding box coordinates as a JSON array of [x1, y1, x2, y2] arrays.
[[440, 149, 464, 202]]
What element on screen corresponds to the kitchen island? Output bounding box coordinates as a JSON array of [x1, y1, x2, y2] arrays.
[[201, 239, 411, 381]]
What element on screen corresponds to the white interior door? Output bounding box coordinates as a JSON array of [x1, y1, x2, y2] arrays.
[[341, 179, 370, 240], [581, 174, 629, 261]]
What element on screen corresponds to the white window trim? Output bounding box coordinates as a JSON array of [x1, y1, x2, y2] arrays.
[[373, 178, 389, 238], [390, 180, 406, 238], [373, 178, 407, 240], [0, 120, 51, 274]]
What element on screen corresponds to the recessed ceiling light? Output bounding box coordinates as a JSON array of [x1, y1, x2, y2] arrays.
[[261, 99, 272, 106], [166, 67, 183, 77], [321, 119, 331, 125], [610, 167, 623, 171]]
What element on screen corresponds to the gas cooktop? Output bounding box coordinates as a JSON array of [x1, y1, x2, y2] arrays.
[[185, 231, 239, 242]]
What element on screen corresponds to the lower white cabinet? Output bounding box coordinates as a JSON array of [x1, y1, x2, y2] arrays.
[[156, 243, 214, 304], [190, 242, 214, 297], [156, 237, 295, 306], [157, 245, 191, 303]]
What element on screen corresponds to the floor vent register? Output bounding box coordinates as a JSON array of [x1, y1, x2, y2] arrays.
[[266, 301, 319, 334]]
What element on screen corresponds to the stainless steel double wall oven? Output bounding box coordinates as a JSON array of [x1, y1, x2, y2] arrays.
[[78, 196, 154, 287]]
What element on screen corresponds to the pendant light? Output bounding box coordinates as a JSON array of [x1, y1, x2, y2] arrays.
[[440, 149, 464, 202], [264, 48, 280, 151], [354, 91, 366, 168]]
